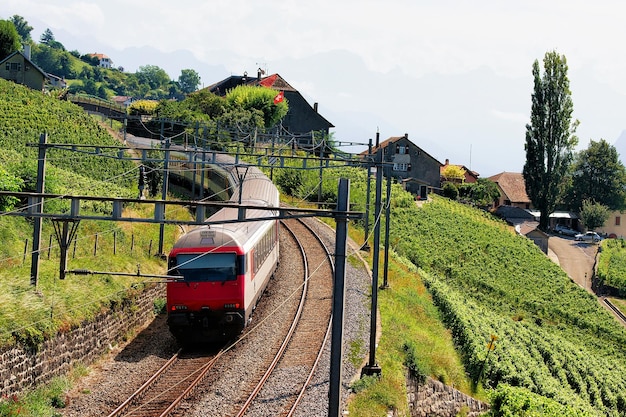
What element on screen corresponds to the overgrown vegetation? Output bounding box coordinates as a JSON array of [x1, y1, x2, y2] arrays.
[[597, 238, 626, 295], [0, 79, 182, 351], [0, 79, 136, 192]]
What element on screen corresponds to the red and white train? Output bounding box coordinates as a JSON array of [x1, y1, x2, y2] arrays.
[[166, 156, 280, 344]]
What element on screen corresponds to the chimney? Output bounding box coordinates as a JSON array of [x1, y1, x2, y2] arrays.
[[23, 44, 31, 60], [314, 102, 318, 113], [445, 158, 449, 165]]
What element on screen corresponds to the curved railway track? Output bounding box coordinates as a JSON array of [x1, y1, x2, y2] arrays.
[[233, 217, 334, 417], [106, 216, 334, 417]]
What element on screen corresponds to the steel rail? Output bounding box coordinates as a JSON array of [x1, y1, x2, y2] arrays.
[[234, 218, 311, 417], [285, 218, 335, 417], [107, 348, 223, 417], [106, 349, 181, 417]]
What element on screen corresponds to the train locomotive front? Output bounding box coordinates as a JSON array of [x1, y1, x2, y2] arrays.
[[166, 162, 279, 344]]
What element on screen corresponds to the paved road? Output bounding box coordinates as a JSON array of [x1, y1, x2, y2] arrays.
[[548, 235, 598, 292]]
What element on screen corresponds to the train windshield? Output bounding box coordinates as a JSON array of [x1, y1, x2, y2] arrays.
[[173, 253, 238, 282]]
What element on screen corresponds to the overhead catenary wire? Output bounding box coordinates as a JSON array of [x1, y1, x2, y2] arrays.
[[1, 123, 374, 353]]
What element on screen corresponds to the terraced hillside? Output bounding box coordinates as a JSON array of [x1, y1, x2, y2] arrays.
[[392, 196, 626, 416]]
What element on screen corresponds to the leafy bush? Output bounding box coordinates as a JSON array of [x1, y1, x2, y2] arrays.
[[442, 182, 458, 199], [0, 164, 22, 211], [597, 238, 626, 294], [128, 99, 159, 116]]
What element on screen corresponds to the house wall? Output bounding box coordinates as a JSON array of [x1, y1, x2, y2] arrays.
[[99, 57, 112, 69], [281, 92, 332, 135], [493, 187, 530, 209], [595, 211, 626, 238], [382, 137, 441, 194], [0, 54, 44, 91]]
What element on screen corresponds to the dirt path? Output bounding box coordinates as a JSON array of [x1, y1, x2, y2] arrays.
[[548, 235, 597, 291]]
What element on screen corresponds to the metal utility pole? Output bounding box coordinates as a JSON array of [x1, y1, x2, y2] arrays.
[[381, 172, 392, 289], [362, 146, 383, 377], [157, 136, 171, 257], [317, 134, 324, 207], [52, 217, 80, 280], [30, 133, 47, 286], [361, 138, 373, 251], [329, 178, 350, 417]]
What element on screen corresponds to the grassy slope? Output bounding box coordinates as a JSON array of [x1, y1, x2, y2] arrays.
[[0, 80, 181, 349]]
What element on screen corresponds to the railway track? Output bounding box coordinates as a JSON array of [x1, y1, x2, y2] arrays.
[[603, 297, 626, 325], [105, 216, 335, 417], [233, 217, 335, 417], [106, 348, 223, 417]]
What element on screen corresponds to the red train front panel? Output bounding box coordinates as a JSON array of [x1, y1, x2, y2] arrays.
[[167, 245, 247, 343]]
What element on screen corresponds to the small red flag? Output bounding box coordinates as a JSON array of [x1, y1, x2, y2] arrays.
[[273, 91, 284, 105]]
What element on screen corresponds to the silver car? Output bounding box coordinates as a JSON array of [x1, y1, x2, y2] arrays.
[[555, 224, 578, 237], [574, 231, 602, 243]]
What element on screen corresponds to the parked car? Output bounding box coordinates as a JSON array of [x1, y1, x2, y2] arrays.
[[554, 224, 578, 237], [575, 231, 602, 243]]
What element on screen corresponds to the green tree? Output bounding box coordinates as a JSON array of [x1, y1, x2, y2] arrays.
[[564, 139, 626, 212], [579, 199, 610, 231], [458, 178, 501, 207], [442, 182, 459, 200], [185, 89, 227, 117], [441, 165, 466, 182], [523, 51, 578, 231], [178, 69, 201, 94], [40, 28, 54, 44], [135, 65, 171, 91], [31, 44, 72, 78], [9, 15, 32, 43], [0, 20, 21, 60], [225, 85, 288, 129]]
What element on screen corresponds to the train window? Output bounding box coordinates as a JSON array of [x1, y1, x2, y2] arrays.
[[174, 253, 237, 282], [238, 254, 247, 274]]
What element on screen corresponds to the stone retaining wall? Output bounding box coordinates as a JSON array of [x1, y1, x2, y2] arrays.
[[406, 372, 489, 417], [0, 283, 166, 397]]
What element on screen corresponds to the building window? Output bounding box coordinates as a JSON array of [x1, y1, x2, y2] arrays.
[[616, 216, 621, 226], [397, 145, 407, 154], [393, 163, 409, 172]]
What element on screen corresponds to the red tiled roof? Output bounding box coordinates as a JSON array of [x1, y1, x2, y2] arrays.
[[488, 172, 530, 203]]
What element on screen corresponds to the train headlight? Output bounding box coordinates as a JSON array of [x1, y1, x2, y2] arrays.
[[171, 305, 188, 311]]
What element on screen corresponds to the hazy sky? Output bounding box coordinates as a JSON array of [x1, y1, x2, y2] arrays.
[[3, 0, 626, 176]]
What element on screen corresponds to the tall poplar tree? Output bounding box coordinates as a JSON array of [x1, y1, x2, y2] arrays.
[[523, 51, 578, 230]]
